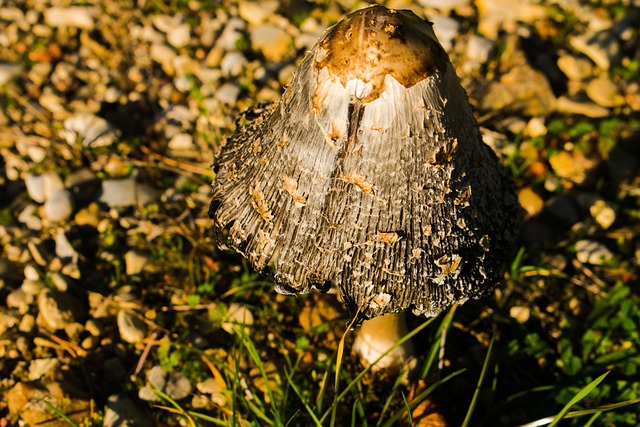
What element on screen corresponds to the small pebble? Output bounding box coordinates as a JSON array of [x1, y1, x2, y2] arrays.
[[590, 200, 616, 229], [557, 55, 593, 81], [250, 25, 293, 63], [524, 117, 547, 138], [75, 206, 100, 227], [215, 82, 242, 105], [238, 1, 279, 25], [150, 43, 177, 75], [431, 16, 460, 51], [476, 0, 547, 39], [419, 0, 470, 10], [125, 250, 150, 275], [64, 322, 85, 340], [81, 336, 99, 350], [221, 303, 254, 334], [0, 313, 18, 335], [55, 230, 78, 261], [575, 240, 614, 265], [104, 394, 154, 427], [479, 39, 555, 117], [585, 77, 624, 108], [555, 96, 610, 118], [197, 377, 225, 395], [549, 151, 597, 185], [99, 176, 158, 208], [21, 279, 45, 295], [215, 18, 247, 51], [51, 272, 72, 292], [43, 189, 74, 223], [27, 358, 60, 381], [220, 51, 247, 77], [167, 23, 191, 49], [510, 306, 530, 323], [18, 205, 42, 231], [570, 29, 620, 70], [0, 63, 23, 86], [37, 288, 87, 331], [117, 310, 147, 344], [18, 314, 36, 333], [24, 172, 64, 204], [191, 394, 211, 409], [28, 62, 52, 86], [61, 113, 121, 148], [39, 87, 67, 117], [24, 265, 40, 281], [145, 365, 193, 401], [44, 7, 96, 29], [463, 35, 494, 73], [6, 381, 91, 425], [7, 288, 33, 314], [168, 133, 195, 151], [85, 319, 104, 337], [518, 187, 545, 217]]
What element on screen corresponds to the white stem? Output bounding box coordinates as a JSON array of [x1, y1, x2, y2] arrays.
[[353, 312, 415, 375]]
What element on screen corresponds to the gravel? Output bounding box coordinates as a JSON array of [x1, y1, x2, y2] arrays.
[[0, 0, 638, 424]]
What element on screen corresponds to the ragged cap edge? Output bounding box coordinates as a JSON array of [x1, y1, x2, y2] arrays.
[[313, 5, 448, 103]]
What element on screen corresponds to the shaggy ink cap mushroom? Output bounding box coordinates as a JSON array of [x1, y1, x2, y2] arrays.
[[210, 5, 517, 324]]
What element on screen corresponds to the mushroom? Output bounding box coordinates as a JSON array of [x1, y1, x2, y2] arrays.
[[210, 6, 517, 373]]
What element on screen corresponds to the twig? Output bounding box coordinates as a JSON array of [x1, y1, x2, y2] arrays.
[[134, 332, 159, 376], [140, 146, 214, 177]]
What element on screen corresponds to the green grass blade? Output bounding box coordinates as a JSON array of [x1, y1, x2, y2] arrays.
[[381, 368, 466, 427], [186, 410, 235, 426], [151, 387, 197, 427], [420, 305, 456, 379], [330, 316, 359, 427], [320, 315, 438, 424], [582, 412, 602, 427], [284, 368, 323, 426], [351, 399, 358, 427], [515, 373, 635, 427], [506, 385, 557, 404], [245, 398, 276, 426], [376, 369, 408, 426], [284, 409, 302, 427], [43, 400, 81, 427], [280, 352, 304, 420], [562, 397, 640, 418], [461, 334, 495, 427], [547, 371, 610, 427], [402, 392, 412, 425], [238, 329, 281, 426], [314, 350, 335, 414]]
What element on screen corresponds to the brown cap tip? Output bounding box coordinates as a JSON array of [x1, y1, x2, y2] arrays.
[[313, 5, 448, 103]]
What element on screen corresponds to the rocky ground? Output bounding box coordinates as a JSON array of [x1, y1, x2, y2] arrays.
[[0, 0, 639, 426]]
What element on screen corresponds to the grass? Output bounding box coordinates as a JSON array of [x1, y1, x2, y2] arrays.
[[45, 297, 640, 426], [1, 1, 640, 426]]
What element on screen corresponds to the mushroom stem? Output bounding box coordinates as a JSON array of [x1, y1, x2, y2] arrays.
[[353, 312, 416, 376]]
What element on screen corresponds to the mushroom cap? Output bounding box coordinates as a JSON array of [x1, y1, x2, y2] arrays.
[[210, 5, 517, 323]]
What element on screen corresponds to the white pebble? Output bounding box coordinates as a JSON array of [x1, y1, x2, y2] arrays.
[[43, 189, 74, 223], [117, 310, 148, 344], [575, 240, 614, 265], [215, 82, 241, 105], [0, 63, 23, 87], [24, 172, 64, 203], [221, 303, 254, 334], [44, 7, 96, 29]]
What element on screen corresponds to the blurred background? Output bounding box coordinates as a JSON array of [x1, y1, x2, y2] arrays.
[[0, 0, 639, 426]]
